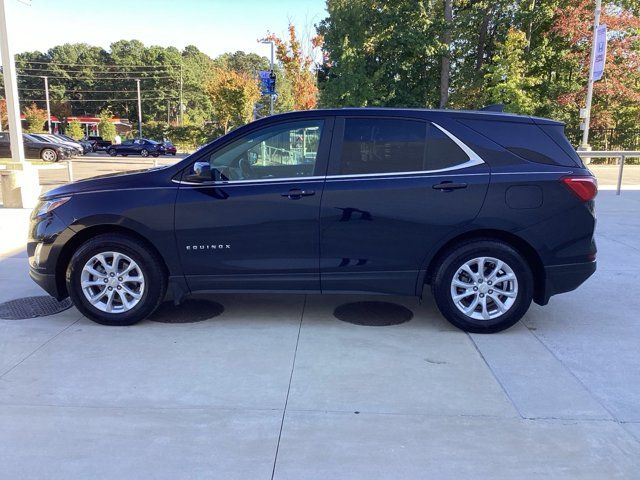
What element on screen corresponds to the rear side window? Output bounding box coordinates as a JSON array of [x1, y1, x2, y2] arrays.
[[339, 118, 426, 174], [426, 123, 470, 170], [460, 118, 581, 167]]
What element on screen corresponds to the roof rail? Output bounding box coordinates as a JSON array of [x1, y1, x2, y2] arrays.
[[480, 104, 504, 112]]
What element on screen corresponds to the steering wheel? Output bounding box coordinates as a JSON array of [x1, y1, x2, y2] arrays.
[[238, 155, 254, 179]]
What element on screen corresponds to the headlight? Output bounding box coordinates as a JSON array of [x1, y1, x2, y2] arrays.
[[33, 196, 71, 218]]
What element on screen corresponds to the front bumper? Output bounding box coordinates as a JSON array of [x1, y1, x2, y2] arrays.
[[537, 260, 596, 305], [29, 268, 64, 299]]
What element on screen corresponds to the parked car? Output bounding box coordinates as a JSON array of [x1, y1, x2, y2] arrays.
[[107, 138, 164, 157], [87, 136, 112, 151], [29, 133, 83, 157], [58, 134, 92, 154], [0, 132, 69, 162], [160, 140, 177, 155], [28, 108, 597, 332]]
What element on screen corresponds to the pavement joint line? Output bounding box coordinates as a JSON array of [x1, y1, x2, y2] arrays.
[[524, 326, 618, 422], [466, 332, 525, 419], [0, 315, 82, 379], [597, 232, 640, 254], [270, 294, 306, 480]]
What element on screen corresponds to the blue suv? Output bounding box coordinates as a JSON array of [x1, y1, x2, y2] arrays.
[[28, 108, 597, 332]]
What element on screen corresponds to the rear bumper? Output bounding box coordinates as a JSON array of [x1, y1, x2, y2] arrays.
[[536, 260, 596, 305]]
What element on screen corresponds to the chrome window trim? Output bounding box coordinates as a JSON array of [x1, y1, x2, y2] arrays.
[[176, 122, 489, 186], [430, 122, 485, 169]]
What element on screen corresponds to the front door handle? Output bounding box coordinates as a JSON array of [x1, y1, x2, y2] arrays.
[[432, 181, 468, 191], [282, 188, 315, 199]]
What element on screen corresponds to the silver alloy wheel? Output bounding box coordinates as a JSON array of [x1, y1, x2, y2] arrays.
[[41, 149, 57, 162], [450, 256, 518, 321], [80, 251, 145, 313], [140, 149, 149, 157]]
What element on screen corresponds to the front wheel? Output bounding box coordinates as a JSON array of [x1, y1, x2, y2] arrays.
[[41, 148, 58, 162], [432, 240, 533, 333], [108, 148, 117, 157], [66, 233, 166, 326]]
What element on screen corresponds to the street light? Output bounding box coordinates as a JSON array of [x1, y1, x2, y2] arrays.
[[260, 40, 275, 116]]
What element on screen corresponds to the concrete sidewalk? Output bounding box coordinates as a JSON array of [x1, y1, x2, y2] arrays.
[[0, 192, 639, 479]]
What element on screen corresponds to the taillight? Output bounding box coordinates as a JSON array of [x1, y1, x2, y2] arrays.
[[561, 176, 598, 202]]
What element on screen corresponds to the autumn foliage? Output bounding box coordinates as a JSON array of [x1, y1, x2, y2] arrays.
[[550, 0, 640, 129], [264, 25, 320, 110]]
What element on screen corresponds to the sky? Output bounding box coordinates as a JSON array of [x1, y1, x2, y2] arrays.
[[6, 0, 328, 58]]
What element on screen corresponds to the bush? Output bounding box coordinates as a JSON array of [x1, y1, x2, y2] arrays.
[[98, 110, 117, 141], [142, 122, 224, 152], [66, 119, 84, 140], [23, 104, 48, 133]]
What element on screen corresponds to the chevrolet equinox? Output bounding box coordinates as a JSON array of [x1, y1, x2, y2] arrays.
[[28, 109, 597, 333]]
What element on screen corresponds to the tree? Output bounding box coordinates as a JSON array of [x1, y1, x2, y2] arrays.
[[317, 0, 442, 108], [98, 110, 117, 141], [484, 29, 540, 114], [0, 99, 7, 131], [440, 0, 453, 107], [23, 103, 48, 133], [206, 67, 261, 133], [66, 119, 84, 140], [264, 24, 320, 110]]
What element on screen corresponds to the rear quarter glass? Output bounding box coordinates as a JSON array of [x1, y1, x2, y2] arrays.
[[459, 118, 582, 168]]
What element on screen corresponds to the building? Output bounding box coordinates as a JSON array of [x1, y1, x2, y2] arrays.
[[19, 115, 133, 137]]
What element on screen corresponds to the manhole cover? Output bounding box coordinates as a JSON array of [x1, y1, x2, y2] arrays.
[[333, 301, 413, 326], [149, 298, 224, 324], [0, 296, 73, 320]]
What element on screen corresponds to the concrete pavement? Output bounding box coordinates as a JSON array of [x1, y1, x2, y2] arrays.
[[0, 191, 639, 479]]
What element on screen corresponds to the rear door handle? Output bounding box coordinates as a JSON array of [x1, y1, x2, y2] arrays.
[[282, 188, 315, 199], [432, 182, 468, 191]]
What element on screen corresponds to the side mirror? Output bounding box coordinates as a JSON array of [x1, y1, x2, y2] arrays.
[[185, 162, 228, 183]]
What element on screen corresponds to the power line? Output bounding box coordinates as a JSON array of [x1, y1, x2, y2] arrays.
[[19, 87, 176, 93], [17, 73, 178, 80], [18, 67, 178, 75], [17, 60, 179, 69], [21, 96, 179, 102]]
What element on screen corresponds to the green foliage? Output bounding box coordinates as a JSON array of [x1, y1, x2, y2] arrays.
[[206, 68, 261, 133], [23, 103, 48, 133], [484, 29, 540, 114], [98, 110, 117, 141], [66, 119, 84, 140], [318, 0, 640, 148]]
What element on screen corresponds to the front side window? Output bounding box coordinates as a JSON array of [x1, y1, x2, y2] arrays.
[[339, 118, 427, 175], [185, 120, 324, 183]]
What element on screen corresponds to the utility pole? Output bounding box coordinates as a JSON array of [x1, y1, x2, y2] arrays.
[[136, 78, 142, 138], [0, 0, 25, 163], [43, 75, 51, 133], [179, 62, 184, 126], [167, 99, 170, 124], [580, 0, 602, 150]]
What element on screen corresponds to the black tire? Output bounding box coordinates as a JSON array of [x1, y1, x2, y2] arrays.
[[40, 148, 58, 162], [140, 149, 149, 157], [108, 148, 117, 157], [431, 239, 533, 333], [172, 152, 176, 156], [66, 233, 166, 326]]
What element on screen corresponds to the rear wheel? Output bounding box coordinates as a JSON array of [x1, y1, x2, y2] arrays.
[[41, 148, 58, 162], [66, 233, 166, 326], [432, 240, 533, 333], [140, 149, 149, 157], [108, 148, 117, 156]]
